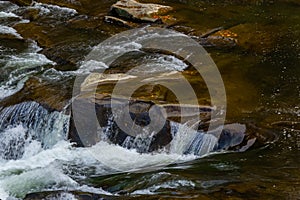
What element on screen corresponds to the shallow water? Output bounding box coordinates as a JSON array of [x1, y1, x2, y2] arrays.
[[0, 0, 299, 199]]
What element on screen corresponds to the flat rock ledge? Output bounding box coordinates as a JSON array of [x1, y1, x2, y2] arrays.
[[110, 0, 173, 23]]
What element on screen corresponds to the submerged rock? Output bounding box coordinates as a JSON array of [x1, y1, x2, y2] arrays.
[[110, 0, 173, 23], [227, 23, 279, 54], [205, 29, 238, 48], [191, 27, 238, 48]]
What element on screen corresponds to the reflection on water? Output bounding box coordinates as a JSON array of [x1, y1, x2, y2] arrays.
[[0, 0, 299, 199]]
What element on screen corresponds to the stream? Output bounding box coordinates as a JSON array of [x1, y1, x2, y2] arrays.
[[0, 0, 299, 199]]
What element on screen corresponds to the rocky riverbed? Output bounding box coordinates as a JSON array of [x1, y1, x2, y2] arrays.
[[0, 0, 299, 199]]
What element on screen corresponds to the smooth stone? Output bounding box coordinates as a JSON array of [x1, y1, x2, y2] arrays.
[[110, 0, 172, 23]]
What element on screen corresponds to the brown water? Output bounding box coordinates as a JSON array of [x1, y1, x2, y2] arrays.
[[0, 0, 299, 199]]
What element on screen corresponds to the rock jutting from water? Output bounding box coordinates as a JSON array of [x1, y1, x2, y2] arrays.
[[68, 69, 277, 155], [110, 0, 173, 23], [69, 94, 276, 155]]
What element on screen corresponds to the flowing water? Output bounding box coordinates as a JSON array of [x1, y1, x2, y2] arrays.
[[0, 0, 299, 199]]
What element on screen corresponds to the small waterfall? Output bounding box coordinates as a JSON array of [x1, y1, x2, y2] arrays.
[[0, 101, 69, 160], [169, 121, 219, 156], [102, 117, 219, 156], [122, 134, 154, 153], [184, 133, 218, 156], [0, 125, 27, 160]]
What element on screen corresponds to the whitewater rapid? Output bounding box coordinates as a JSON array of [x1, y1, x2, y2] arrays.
[[0, 2, 221, 198], [0, 121, 209, 199]]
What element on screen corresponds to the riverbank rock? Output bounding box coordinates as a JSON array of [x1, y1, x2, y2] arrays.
[[110, 0, 173, 23]]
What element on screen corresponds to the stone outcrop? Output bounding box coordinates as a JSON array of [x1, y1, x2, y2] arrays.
[[68, 67, 276, 153], [110, 0, 172, 23]]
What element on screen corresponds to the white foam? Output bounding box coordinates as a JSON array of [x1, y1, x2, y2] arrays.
[[76, 60, 108, 74], [17, 19, 30, 24], [142, 55, 188, 72], [42, 68, 73, 80], [46, 192, 77, 200], [30, 1, 77, 16], [0, 132, 200, 198], [4, 53, 55, 69], [132, 179, 195, 195], [0, 25, 22, 39], [0, 139, 194, 175], [80, 28, 189, 76], [0, 11, 19, 18], [82, 42, 143, 69], [0, 43, 56, 99], [169, 122, 198, 155], [74, 185, 112, 196], [0, 164, 78, 198], [0, 1, 19, 13], [0, 184, 9, 200], [0, 76, 28, 99], [0, 113, 223, 199], [21, 140, 43, 159], [0, 125, 28, 160]]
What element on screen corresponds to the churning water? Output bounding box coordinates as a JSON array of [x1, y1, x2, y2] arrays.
[[0, 0, 299, 199]]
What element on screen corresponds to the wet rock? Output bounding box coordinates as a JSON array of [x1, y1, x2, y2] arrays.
[[69, 73, 265, 153], [244, 123, 278, 147], [217, 123, 247, 150], [104, 15, 136, 28], [10, 0, 32, 6], [68, 52, 276, 153], [13, 22, 53, 47], [14, 21, 108, 67], [69, 68, 213, 152], [0, 38, 28, 53], [70, 95, 274, 153], [216, 122, 278, 152], [110, 0, 172, 23], [24, 191, 113, 200], [20, 8, 41, 21], [205, 29, 238, 48], [192, 28, 238, 48], [0, 77, 72, 111], [69, 96, 173, 152], [24, 190, 148, 200], [41, 41, 89, 67]]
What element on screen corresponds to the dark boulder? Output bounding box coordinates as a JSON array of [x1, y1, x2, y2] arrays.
[[68, 93, 277, 154], [69, 96, 173, 153]]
